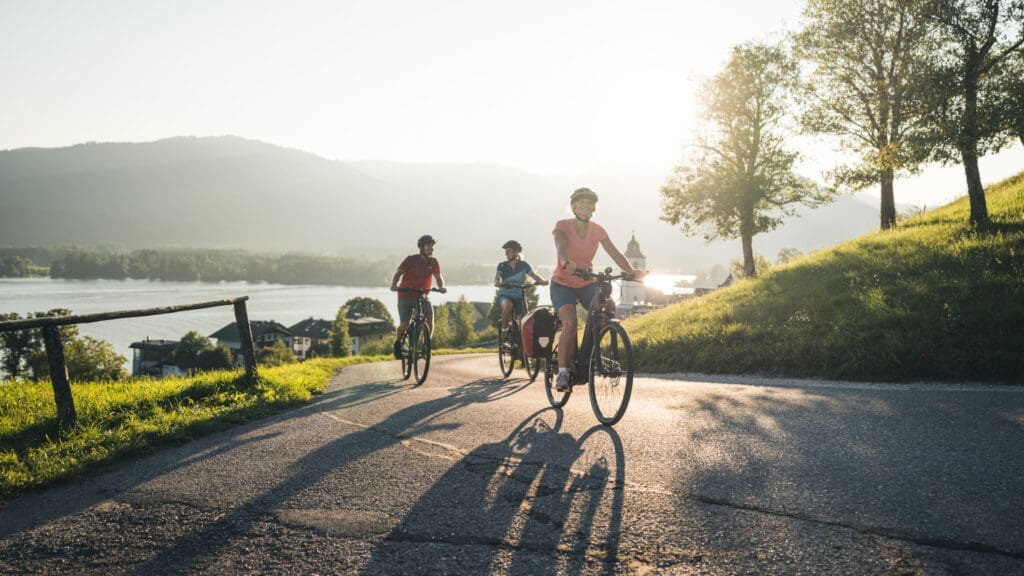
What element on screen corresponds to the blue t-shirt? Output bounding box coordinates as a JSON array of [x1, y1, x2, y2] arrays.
[[496, 260, 533, 300]]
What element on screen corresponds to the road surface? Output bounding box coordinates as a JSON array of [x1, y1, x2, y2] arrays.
[[2, 354, 1023, 574]]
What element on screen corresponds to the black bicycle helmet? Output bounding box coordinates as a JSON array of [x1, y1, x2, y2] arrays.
[[502, 240, 522, 252], [570, 187, 599, 203], [417, 234, 436, 247]]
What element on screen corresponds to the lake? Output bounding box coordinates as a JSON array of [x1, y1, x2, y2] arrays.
[[0, 278, 530, 371]]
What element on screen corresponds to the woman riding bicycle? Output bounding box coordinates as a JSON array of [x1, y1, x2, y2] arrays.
[[494, 240, 548, 334], [551, 188, 646, 391]]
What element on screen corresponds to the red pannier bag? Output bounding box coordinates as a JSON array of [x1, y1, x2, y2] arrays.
[[520, 307, 555, 358]]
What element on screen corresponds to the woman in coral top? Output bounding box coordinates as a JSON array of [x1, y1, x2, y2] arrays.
[[550, 187, 645, 392]]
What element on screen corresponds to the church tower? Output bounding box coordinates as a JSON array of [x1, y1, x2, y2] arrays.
[[619, 232, 646, 309]]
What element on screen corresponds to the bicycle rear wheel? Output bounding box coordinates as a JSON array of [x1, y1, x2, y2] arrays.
[[498, 324, 515, 378], [544, 326, 570, 407], [412, 321, 431, 385], [525, 355, 542, 382], [588, 322, 633, 426], [400, 328, 413, 380]]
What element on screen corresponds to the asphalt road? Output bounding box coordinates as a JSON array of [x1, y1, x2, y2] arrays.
[[1, 354, 1023, 575]]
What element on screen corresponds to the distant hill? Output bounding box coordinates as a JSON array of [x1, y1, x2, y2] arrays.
[[0, 136, 881, 272]]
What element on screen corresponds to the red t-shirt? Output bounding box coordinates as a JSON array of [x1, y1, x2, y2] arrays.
[[397, 255, 441, 299], [551, 219, 608, 288]]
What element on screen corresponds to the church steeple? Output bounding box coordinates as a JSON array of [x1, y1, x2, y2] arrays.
[[624, 232, 645, 260]]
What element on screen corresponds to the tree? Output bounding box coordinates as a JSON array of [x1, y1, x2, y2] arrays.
[[196, 345, 234, 372], [432, 304, 452, 349], [661, 42, 829, 277], [919, 0, 1024, 226], [451, 297, 476, 346], [343, 297, 394, 325], [173, 331, 210, 374], [1, 312, 40, 378], [257, 340, 296, 367], [998, 49, 1024, 147], [326, 307, 352, 357], [28, 335, 127, 382], [794, 0, 936, 229], [776, 247, 805, 264]]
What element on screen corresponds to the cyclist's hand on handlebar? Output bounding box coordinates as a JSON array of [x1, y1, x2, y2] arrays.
[[437, 287, 447, 293], [390, 285, 398, 292], [538, 279, 549, 286]]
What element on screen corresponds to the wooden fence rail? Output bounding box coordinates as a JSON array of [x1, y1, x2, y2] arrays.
[[0, 296, 258, 427]]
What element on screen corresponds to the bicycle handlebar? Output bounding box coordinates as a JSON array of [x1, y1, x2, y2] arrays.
[[572, 267, 635, 282], [499, 283, 543, 290], [395, 287, 444, 295]]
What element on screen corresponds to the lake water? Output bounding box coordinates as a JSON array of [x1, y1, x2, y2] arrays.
[[0, 278, 532, 370]]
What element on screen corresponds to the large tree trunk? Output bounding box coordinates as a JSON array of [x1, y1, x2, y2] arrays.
[[880, 168, 896, 230], [741, 232, 756, 278], [961, 147, 989, 226], [961, 65, 989, 227]]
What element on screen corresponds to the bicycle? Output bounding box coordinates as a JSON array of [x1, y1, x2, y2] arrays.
[[396, 287, 442, 385], [543, 268, 635, 426], [496, 283, 544, 381]]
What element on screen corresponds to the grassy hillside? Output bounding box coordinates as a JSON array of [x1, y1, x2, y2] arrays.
[[628, 173, 1024, 383]]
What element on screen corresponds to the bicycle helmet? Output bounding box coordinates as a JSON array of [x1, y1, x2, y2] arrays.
[[570, 187, 599, 203], [502, 240, 522, 252], [417, 234, 436, 247]]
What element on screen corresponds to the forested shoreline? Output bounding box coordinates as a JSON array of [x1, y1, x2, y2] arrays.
[[0, 247, 493, 286]]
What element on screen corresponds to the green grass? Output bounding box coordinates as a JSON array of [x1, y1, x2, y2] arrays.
[[628, 172, 1024, 383], [0, 355, 388, 503]]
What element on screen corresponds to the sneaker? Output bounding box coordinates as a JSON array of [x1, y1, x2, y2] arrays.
[[556, 372, 571, 392], [393, 339, 402, 359]]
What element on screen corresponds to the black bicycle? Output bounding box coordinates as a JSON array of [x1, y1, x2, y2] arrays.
[[497, 283, 544, 381], [543, 268, 635, 426], [397, 287, 442, 385]]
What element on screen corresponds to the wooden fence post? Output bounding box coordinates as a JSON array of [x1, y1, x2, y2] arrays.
[[233, 300, 259, 383], [41, 325, 77, 428]]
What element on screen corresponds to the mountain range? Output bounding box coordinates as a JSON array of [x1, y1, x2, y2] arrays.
[[0, 135, 882, 272]]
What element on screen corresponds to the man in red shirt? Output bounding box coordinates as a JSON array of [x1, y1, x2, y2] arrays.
[[390, 234, 447, 358]]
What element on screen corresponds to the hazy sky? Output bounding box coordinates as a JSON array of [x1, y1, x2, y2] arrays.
[[2, 0, 1021, 202]]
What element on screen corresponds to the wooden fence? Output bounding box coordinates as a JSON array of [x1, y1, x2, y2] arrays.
[[0, 297, 258, 427]]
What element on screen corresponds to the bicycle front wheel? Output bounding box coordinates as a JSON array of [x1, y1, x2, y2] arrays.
[[400, 329, 413, 381], [412, 321, 431, 385], [498, 324, 515, 378], [544, 326, 570, 408], [588, 322, 633, 426]]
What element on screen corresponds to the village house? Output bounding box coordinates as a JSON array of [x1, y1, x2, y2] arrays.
[[288, 315, 394, 357], [288, 317, 332, 360], [347, 315, 394, 354], [209, 320, 293, 363], [129, 338, 183, 378]]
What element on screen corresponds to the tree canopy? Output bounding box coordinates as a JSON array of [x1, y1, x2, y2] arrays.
[[918, 0, 1024, 226], [661, 42, 829, 277], [794, 0, 936, 229], [343, 297, 394, 325]]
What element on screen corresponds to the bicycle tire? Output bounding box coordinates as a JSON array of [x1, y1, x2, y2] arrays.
[[525, 355, 542, 382], [400, 326, 413, 381], [544, 326, 570, 407], [412, 321, 431, 385], [498, 323, 515, 378], [588, 322, 633, 426]]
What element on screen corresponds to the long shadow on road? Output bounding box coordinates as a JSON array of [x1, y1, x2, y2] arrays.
[[362, 411, 627, 575], [121, 368, 541, 573]]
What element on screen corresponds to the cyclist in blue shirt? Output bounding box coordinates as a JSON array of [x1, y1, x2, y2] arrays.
[[494, 240, 548, 334]]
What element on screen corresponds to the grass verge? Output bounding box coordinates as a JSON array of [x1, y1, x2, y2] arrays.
[[628, 173, 1024, 383], [0, 355, 388, 504]]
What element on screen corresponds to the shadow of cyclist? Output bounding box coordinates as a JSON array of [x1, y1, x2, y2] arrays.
[[361, 409, 627, 575]]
